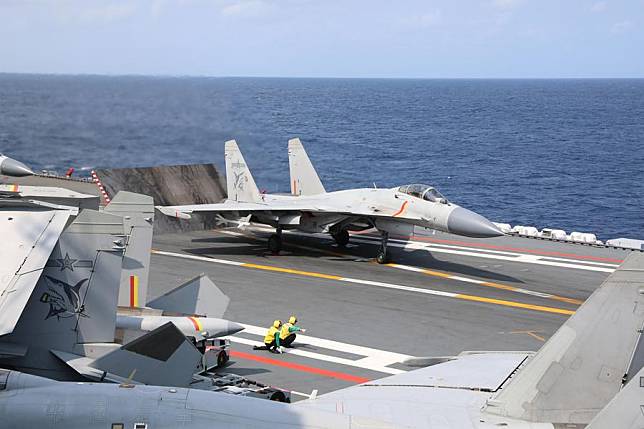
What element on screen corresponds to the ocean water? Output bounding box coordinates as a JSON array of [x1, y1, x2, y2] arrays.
[[0, 74, 642, 240]]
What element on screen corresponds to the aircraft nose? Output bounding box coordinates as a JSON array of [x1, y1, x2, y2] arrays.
[[447, 207, 504, 238], [0, 157, 34, 177]]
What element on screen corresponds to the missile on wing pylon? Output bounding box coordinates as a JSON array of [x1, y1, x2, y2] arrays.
[[116, 314, 244, 339]]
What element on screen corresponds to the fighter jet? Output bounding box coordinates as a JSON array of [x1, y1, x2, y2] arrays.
[[2, 251, 643, 428], [157, 139, 503, 263], [0, 190, 242, 386], [0, 154, 34, 177]]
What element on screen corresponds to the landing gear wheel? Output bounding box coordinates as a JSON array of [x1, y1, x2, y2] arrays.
[[332, 230, 350, 247], [268, 234, 282, 254], [376, 251, 389, 264], [376, 230, 389, 264], [217, 350, 229, 367]]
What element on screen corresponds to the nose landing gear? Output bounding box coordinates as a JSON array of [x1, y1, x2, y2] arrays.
[[376, 231, 389, 264]]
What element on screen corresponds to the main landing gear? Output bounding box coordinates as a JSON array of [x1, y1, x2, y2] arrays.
[[331, 229, 350, 247], [268, 228, 283, 254], [376, 231, 389, 264]]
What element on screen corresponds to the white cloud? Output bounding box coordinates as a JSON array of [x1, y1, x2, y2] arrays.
[[611, 20, 633, 34], [590, 1, 607, 13]]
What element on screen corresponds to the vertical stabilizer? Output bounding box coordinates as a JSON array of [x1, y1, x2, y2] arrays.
[[224, 140, 261, 202], [288, 138, 326, 196], [103, 191, 154, 308], [5, 209, 125, 376], [484, 251, 644, 424]]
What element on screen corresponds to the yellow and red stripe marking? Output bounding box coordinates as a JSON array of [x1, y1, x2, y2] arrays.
[[392, 200, 409, 217], [10, 184, 19, 192], [129, 275, 139, 307], [230, 350, 370, 384], [188, 316, 203, 332]]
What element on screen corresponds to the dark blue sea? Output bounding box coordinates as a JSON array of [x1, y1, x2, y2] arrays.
[[0, 74, 642, 240]]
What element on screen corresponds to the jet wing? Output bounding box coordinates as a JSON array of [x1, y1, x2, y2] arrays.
[[157, 199, 416, 221], [0, 209, 71, 336], [295, 351, 531, 427]]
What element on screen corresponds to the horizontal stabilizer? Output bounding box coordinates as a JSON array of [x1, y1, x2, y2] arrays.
[[147, 274, 230, 318], [91, 322, 202, 387], [288, 138, 325, 196], [155, 205, 192, 219]]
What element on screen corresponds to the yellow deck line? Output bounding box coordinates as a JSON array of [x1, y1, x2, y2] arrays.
[[455, 294, 575, 315], [241, 263, 343, 280], [227, 229, 583, 307], [387, 263, 583, 306], [480, 281, 583, 305], [152, 249, 574, 317]]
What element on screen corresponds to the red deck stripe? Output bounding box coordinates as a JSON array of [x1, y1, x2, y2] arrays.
[[229, 350, 370, 384]]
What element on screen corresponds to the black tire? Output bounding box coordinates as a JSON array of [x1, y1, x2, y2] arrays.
[[269, 391, 288, 402], [376, 251, 389, 264], [217, 351, 229, 367], [332, 230, 350, 247], [268, 234, 282, 254]]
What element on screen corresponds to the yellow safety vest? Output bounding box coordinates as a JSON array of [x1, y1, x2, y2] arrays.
[[280, 322, 294, 340], [264, 326, 279, 343]]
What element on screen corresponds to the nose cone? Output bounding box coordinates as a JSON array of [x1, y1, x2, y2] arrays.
[[225, 321, 245, 336], [447, 207, 504, 238], [0, 156, 34, 177], [205, 320, 244, 338]]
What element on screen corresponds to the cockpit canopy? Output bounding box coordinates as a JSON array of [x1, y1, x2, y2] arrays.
[[398, 184, 448, 204]]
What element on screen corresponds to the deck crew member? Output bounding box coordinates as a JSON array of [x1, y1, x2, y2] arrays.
[[253, 320, 283, 353], [280, 316, 306, 348]]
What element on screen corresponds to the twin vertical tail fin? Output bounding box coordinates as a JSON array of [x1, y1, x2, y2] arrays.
[[103, 191, 154, 308], [224, 140, 262, 202], [288, 138, 325, 196], [484, 251, 644, 424]]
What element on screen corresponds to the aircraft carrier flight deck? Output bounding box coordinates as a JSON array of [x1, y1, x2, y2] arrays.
[[149, 226, 630, 401]]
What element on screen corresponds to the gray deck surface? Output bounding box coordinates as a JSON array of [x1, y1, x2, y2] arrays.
[[149, 227, 631, 400]]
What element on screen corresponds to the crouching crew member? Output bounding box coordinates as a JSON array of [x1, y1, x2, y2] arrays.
[[253, 320, 283, 353], [280, 315, 306, 348]]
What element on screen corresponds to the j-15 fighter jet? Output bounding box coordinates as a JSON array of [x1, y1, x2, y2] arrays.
[[158, 139, 503, 263]]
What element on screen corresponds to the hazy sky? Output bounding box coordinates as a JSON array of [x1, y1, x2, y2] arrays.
[[1, 0, 642, 78]]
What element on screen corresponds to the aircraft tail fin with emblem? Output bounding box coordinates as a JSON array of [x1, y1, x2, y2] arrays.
[[288, 138, 326, 196], [224, 140, 262, 202], [484, 251, 644, 424], [0, 209, 125, 377]]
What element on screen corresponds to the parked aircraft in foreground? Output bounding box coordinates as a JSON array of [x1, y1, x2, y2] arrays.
[[2, 251, 643, 428], [158, 139, 503, 263]]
